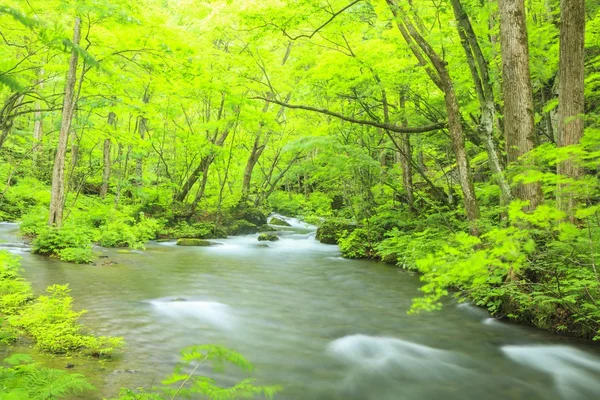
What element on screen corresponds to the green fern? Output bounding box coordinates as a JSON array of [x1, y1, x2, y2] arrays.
[[0, 354, 94, 400]]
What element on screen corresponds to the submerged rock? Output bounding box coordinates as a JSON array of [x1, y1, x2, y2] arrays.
[[176, 238, 220, 247], [255, 243, 270, 248], [258, 234, 279, 242], [269, 217, 291, 226]]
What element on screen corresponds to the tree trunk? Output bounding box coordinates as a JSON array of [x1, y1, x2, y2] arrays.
[[100, 112, 116, 199], [386, 0, 480, 233], [242, 136, 266, 199], [450, 0, 512, 205], [557, 0, 585, 218], [48, 16, 81, 227], [135, 88, 151, 184], [33, 69, 44, 166], [399, 93, 414, 210], [498, 0, 542, 209]]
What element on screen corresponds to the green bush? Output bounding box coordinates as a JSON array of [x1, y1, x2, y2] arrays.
[[338, 228, 377, 259], [57, 247, 94, 264], [0, 252, 33, 315], [31, 226, 93, 263], [8, 284, 123, 356], [315, 219, 356, 244], [0, 353, 94, 399]]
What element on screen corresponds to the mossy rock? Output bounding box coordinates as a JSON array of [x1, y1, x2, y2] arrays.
[[269, 217, 291, 226], [228, 220, 258, 235], [176, 238, 219, 246], [381, 253, 399, 264], [258, 224, 277, 232], [315, 220, 357, 244], [257, 234, 279, 242], [232, 204, 268, 226]]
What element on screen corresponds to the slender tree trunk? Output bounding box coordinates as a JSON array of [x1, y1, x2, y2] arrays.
[[242, 136, 266, 199], [399, 93, 414, 210], [48, 17, 81, 227], [33, 68, 44, 167], [386, 0, 480, 233], [557, 0, 585, 218], [498, 0, 542, 209], [451, 0, 512, 205], [100, 137, 112, 199], [100, 112, 116, 199], [135, 88, 150, 184]]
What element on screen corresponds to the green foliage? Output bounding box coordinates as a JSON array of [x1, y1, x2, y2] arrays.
[[112, 345, 280, 400], [315, 219, 356, 245], [0, 251, 33, 316], [338, 228, 377, 259], [9, 284, 124, 355], [32, 226, 93, 263], [0, 354, 94, 400], [268, 191, 333, 217], [0, 253, 123, 354], [161, 222, 227, 240]]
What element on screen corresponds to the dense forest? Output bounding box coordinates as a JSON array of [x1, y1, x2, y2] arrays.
[[1, 0, 600, 398]]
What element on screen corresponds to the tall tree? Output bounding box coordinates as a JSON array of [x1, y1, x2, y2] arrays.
[[48, 16, 81, 226], [498, 0, 542, 210], [557, 0, 585, 217], [386, 0, 481, 233]]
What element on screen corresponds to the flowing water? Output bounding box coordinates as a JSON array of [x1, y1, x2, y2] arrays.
[[1, 219, 600, 399]]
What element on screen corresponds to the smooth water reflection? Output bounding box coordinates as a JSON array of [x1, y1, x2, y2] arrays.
[[0, 219, 599, 399]]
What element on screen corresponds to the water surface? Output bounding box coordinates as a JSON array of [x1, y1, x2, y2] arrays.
[[0, 220, 599, 399]]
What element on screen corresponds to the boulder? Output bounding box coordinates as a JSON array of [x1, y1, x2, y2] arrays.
[[269, 217, 291, 226], [258, 224, 277, 232], [241, 208, 267, 226], [176, 238, 220, 246], [257, 234, 279, 242], [315, 220, 356, 244], [228, 220, 258, 235]]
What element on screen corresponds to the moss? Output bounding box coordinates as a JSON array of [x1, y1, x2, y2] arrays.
[[176, 238, 217, 246], [228, 220, 258, 235], [257, 234, 279, 242], [315, 219, 356, 244], [257, 224, 277, 232], [269, 217, 291, 226]]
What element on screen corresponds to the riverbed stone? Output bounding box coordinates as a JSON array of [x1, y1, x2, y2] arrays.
[[176, 238, 219, 246], [269, 217, 291, 226], [257, 234, 279, 242]]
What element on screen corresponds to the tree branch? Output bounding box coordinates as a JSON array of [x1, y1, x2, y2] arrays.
[[253, 97, 446, 134]]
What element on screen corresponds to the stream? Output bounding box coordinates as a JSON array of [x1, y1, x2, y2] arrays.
[[1, 219, 600, 399]]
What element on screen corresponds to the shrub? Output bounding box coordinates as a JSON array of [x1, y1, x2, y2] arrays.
[[315, 219, 356, 244], [57, 247, 94, 264], [0, 353, 94, 399], [338, 228, 377, 259], [8, 284, 124, 355]]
